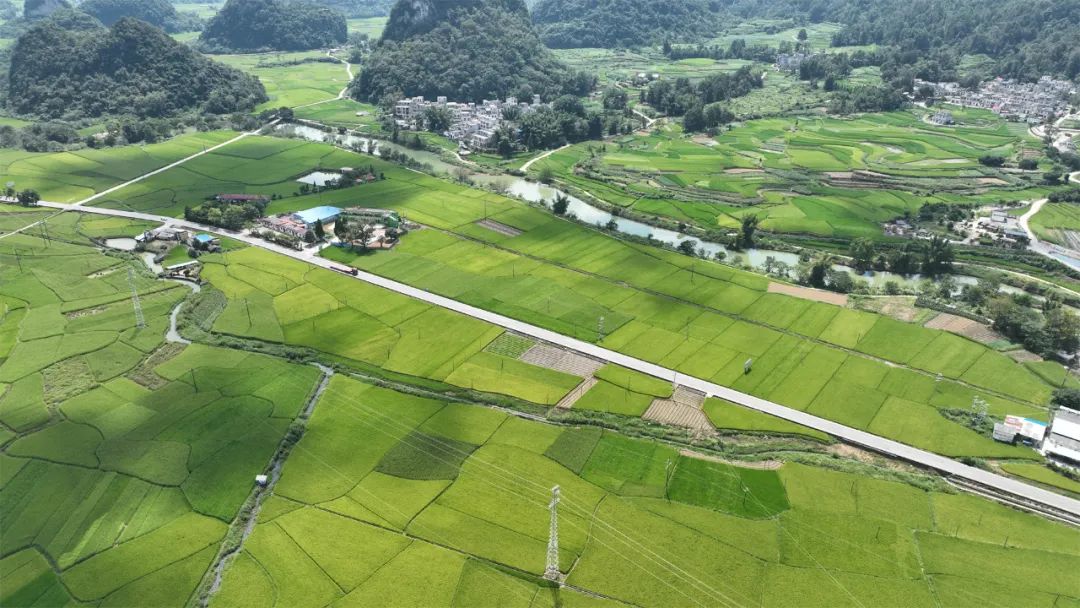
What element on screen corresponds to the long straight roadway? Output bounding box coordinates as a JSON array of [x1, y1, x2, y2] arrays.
[[24, 199, 1080, 519]]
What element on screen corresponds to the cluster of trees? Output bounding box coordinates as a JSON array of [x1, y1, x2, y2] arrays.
[[826, 85, 907, 114], [80, 0, 202, 33], [666, 39, 778, 63], [641, 67, 762, 128], [728, 0, 1080, 81], [184, 197, 269, 230], [2, 187, 40, 206], [989, 296, 1080, 356], [848, 235, 955, 275], [198, 0, 347, 52], [1049, 188, 1080, 203], [530, 0, 722, 49], [356, 0, 593, 103], [7, 16, 266, 119]]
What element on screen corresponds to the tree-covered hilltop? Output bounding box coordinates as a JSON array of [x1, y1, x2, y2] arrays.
[[315, 0, 395, 17], [530, 0, 723, 49], [356, 0, 593, 103], [23, 0, 69, 19], [7, 16, 267, 118], [730, 0, 1080, 80], [198, 0, 348, 53], [80, 0, 202, 33]]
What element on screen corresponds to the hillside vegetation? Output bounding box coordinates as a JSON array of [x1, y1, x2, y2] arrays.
[[198, 0, 348, 53], [531, 0, 723, 48], [7, 16, 266, 118], [356, 0, 592, 103], [79, 0, 202, 32], [731, 0, 1080, 80]]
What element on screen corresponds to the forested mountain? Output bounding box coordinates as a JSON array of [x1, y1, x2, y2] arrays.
[[315, 0, 395, 17], [7, 16, 266, 118], [531, 0, 723, 48], [79, 0, 201, 32], [730, 0, 1080, 80], [24, 0, 70, 19], [356, 0, 593, 103], [198, 0, 348, 52]]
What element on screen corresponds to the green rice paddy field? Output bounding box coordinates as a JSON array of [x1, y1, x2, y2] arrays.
[[212, 374, 1080, 608], [0, 130, 239, 203], [2, 209, 1079, 606], [0, 213, 323, 606], [1029, 202, 1080, 246], [90, 134, 1061, 458], [208, 52, 351, 111], [532, 109, 1048, 238]]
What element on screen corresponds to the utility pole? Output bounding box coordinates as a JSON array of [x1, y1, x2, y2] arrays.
[[544, 485, 561, 582], [128, 267, 145, 328]]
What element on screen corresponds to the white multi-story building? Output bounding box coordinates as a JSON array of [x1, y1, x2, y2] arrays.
[[393, 95, 547, 150]]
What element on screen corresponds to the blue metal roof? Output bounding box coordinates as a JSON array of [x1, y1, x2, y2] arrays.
[[295, 206, 341, 224], [194, 233, 215, 243]]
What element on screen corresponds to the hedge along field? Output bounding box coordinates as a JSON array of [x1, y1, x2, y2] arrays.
[[199, 246, 581, 405], [0, 219, 323, 606], [209, 52, 351, 111], [0, 130, 237, 203], [212, 375, 1080, 608], [531, 109, 1040, 238], [82, 132, 1059, 457]]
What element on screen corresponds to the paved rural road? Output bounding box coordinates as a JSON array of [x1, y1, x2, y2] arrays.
[[24, 200, 1080, 518], [1018, 198, 1080, 273]]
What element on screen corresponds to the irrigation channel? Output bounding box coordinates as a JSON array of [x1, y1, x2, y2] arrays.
[[281, 123, 1029, 295]]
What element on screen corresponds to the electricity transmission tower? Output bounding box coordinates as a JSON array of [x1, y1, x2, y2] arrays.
[[545, 485, 561, 582], [127, 267, 145, 328]]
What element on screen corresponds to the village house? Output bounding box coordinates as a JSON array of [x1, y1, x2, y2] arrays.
[[916, 76, 1074, 123], [394, 95, 547, 150]]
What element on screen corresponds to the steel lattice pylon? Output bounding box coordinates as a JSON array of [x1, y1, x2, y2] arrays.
[[544, 485, 561, 582]]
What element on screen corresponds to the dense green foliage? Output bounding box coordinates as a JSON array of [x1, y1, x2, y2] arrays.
[[356, 0, 592, 103], [80, 0, 201, 33], [730, 0, 1080, 80], [641, 67, 762, 124], [198, 0, 347, 52], [7, 17, 266, 119], [530, 0, 722, 48]]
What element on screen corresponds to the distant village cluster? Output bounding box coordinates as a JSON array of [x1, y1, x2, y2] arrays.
[[394, 95, 547, 150], [917, 76, 1075, 123], [775, 51, 818, 73]]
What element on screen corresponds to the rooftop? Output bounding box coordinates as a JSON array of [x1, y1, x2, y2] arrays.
[[193, 233, 216, 243], [294, 206, 342, 225]]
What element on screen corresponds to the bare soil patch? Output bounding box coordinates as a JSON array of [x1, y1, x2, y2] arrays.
[[768, 282, 848, 306]]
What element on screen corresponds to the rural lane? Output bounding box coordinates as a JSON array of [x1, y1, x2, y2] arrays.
[[26, 199, 1080, 518], [1018, 198, 1080, 273]]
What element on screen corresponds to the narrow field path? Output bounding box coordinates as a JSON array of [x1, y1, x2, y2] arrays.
[[520, 144, 570, 172], [292, 50, 354, 109], [199, 364, 334, 606], [24, 199, 1080, 518]]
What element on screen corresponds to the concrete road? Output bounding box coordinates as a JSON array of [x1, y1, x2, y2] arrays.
[[28, 200, 1080, 517]]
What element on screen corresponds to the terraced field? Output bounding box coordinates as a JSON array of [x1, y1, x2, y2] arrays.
[[95, 134, 1062, 458], [532, 109, 1048, 237], [212, 375, 1080, 608]]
